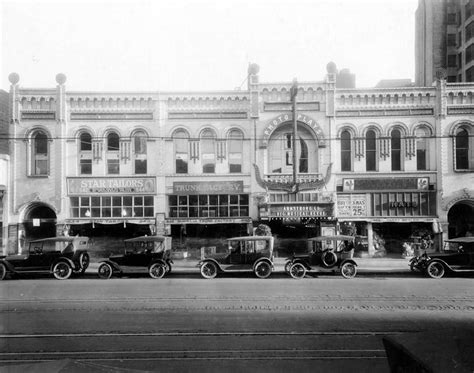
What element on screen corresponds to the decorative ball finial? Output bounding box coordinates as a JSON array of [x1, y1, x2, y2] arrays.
[[8, 72, 20, 85], [326, 61, 337, 74], [56, 73, 67, 85], [248, 63, 260, 75]]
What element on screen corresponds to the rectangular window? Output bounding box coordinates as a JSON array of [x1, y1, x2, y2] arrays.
[[176, 154, 188, 174], [417, 149, 427, 170], [80, 159, 92, 175], [107, 159, 120, 174], [135, 159, 147, 174], [467, 66, 474, 82], [447, 33, 457, 46], [447, 54, 457, 67], [34, 156, 48, 175], [70, 196, 154, 218], [168, 194, 249, 218], [229, 153, 242, 173]]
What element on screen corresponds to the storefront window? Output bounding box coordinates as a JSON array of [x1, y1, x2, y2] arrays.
[[168, 194, 249, 218], [70, 196, 154, 218]]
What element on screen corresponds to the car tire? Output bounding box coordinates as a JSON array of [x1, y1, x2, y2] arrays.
[[149, 263, 166, 279], [0, 263, 6, 281], [321, 251, 337, 267], [254, 261, 272, 279], [409, 261, 418, 272], [53, 261, 72, 280], [79, 253, 90, 274], [340, 262, 357, 279], [200, 262, 218, 279], [98, 263, 113, 279], [289, 262, 306, 279], [284, 260, 292, 274], [426, 261, 445, 279], [166, 262, 172, 274]]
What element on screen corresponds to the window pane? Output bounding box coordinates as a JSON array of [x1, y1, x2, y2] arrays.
[[80, 133, 92, 151], [134, 132, 147, 154], [391, 130, 401, 171], [366, 130, 376, 171], [107, 159, 120, 174], [80, 159, 92, 174], [341, 130, 352, 171], [107, 132, 119, 151], [135, 159, 147, 174], [35, 133, 48, 154], [456, 129, 469, 169]]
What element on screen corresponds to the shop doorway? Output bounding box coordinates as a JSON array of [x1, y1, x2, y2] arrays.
[[23, 203, 57, 241], [448, 201, 474, 238]]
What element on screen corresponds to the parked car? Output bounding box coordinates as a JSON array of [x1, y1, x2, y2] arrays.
[[97, 236, 172, 279], [285, 235, 358, 279], [0, 236, 90, 280], [420, 237, 474, 279], [198, 236, 274, 279]]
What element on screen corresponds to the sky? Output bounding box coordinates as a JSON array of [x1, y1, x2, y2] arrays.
[[1, 0, 418, 92]]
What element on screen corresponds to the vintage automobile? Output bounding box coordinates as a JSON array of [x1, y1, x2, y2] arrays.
[[421, 237, 474, 279], [198, 236, 274, 279], [97, 236, 172, 279], [0, 236, 90, 280], [285, 235, 358, 279]]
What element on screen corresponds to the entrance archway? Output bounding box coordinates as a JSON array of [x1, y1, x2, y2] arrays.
[[22, 202, 57, 241], [447, 201, 474, 238]]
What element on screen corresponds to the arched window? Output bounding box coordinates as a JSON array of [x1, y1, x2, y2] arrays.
[[340, 130, 352, 172], [455, 128, 470, 170], [107, 132, 120, 151], [201, 129, 216, 173], [79, 132, 92, 175], [391, 129, 402, 171], [32, 131, 49, 175], [173, 130, 189, 174], [228, 129, 243, 173], [106, 131, 120, 174], [415, 127, 430, 171], [133, 131, 147, 174], [366, 130, 377, 171]]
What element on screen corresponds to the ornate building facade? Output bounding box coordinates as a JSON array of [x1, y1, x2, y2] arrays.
[[3, 64, 474, 258]]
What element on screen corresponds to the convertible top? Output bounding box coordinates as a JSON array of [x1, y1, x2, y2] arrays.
[[445, 237, 474, 244], [29, 236, 89, 243], [124, 236, 167, 243], [227, 236, 273, 241], [308, 235, 355, 242]]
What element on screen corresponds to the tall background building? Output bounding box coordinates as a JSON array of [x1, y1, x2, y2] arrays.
[[416, 0, 474, 85]]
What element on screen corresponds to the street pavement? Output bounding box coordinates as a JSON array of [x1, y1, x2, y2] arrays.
[[0, 273, 473, 372]]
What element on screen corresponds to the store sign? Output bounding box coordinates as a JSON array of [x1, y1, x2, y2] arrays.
[[337, 194, 368, 217], [261, 113, 326, 147], [173, 181, 244, 195], [67, 177, 156, 195], [269, 204, 332, 218], [167, 218, 251, 224], [343, 178, 430, 191]]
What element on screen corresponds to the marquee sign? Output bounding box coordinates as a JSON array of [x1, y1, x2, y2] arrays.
[[268, 204, 332, 218], [261, 113, 326, 147]]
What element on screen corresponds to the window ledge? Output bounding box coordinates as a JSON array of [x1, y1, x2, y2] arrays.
[[28, 175, 49, 178], [454, 169, 474, 173]]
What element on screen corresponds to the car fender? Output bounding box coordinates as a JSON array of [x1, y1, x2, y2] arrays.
[[149, 259, 167, 267], [252, 258, 273, 271], [0, 259, 16, 272], [426, 258, 452, 272], [199, 258, 223, 272], [50, 257, 75, 272], [98, 259, 122, 272], [290, 258, 311, 270], [339, 259, 358, 267]]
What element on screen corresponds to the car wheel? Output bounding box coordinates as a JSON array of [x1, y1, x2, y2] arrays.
[[200, 262, 218, 279], [0, 263, 6, 280], [79, 253, 90, 274], [53, 261, 72, 280], [340, 262, 357, 279], [289, 263, 306, 279], [409, 261, 418, 272], [321, 251, 337, 267], [254, 261, 272, 279], [149, 263, 166, 279], [166, 262, 172, 274], [284, 260, 292, 274], [98, 263, 113, 279], [426, 261, 445, 279]]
